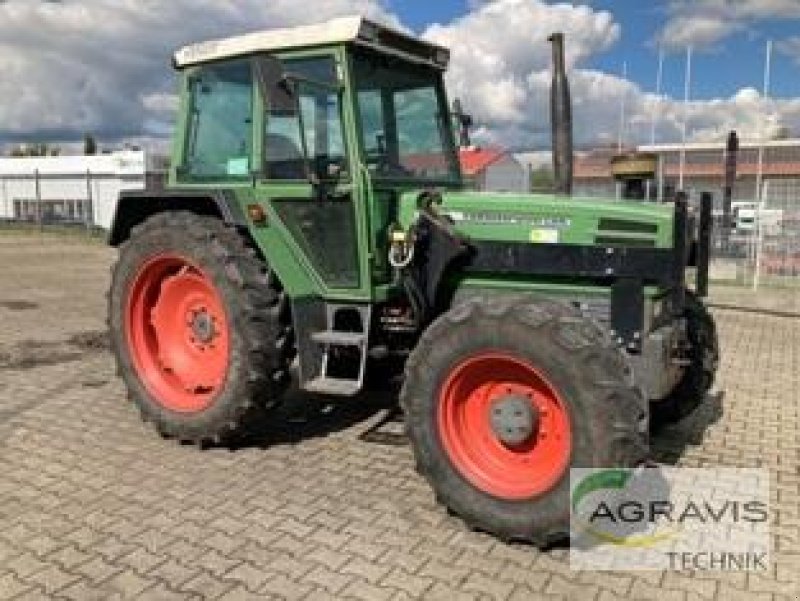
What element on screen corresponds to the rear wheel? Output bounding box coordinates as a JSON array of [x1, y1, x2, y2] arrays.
[[400, 295, 648, 545], [108, 212, 292, 443]]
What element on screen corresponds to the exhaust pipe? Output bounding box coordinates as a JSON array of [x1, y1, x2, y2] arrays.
[[722, 130, 739, 246], [549, 32, 573, 196]]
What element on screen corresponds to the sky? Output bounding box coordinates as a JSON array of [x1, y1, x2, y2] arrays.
[[1, 0, 800, 152]]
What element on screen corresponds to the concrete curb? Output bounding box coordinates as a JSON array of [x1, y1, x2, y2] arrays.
[[707, 301, 800, 319]]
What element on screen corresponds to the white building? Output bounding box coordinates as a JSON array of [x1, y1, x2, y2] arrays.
[[0, 151, 164, 230]]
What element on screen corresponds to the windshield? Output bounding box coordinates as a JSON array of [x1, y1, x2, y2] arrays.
[[352, 50, 460, 183]]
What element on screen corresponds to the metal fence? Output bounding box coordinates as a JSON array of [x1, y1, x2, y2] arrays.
[[755, 179, 800, 287], [0, 169, 98, 231], [699, 179, 798, 291], [0, 162, 165, 234], [7, 197, 94, 227]]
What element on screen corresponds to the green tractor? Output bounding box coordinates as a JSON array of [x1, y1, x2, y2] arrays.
[[107, 17, 718, 544]]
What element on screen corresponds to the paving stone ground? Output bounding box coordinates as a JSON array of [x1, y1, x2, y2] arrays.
[[0, 231, 798, 600]]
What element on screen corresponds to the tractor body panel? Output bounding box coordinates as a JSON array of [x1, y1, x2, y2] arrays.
[[398, 190, 676, 249]]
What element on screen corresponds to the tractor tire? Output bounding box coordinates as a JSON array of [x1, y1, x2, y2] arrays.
[[400, 295, 648, 545], [108, 211, 293, 444], [650, 292, 719, 428]]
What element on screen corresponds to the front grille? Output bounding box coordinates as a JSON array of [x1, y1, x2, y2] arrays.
[[595, 218, 658, 247], [598, 218, 658, 234], [594, 236, 656, 247]]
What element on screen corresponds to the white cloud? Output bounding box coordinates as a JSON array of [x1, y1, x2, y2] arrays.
[[422, 0, 619, 143], [777, 35, 800, 66], [657, 0, 800, 50], [657, 15, 742, 50], [576, 78, 800, 147], [1, 0, 799, 155], [0, 0, 398, 145], [679, 90, 800, 142], [421, 0, 800, 148], [692, 0, 800, 20]]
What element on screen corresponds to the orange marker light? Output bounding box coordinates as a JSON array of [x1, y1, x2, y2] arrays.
[[247, 204, 268, 226]]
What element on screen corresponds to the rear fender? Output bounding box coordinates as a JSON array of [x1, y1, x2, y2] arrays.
[[108, 189, 246, 246]]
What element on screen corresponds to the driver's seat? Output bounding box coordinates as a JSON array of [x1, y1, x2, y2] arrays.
[[265, 133, 307, 180]]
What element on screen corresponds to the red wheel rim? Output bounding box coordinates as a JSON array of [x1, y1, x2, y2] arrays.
[[437, 353, 571, 500], [124, 254, 230, 413]]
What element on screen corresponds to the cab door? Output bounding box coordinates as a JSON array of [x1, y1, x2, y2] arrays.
[[253, 51, 371, 301]]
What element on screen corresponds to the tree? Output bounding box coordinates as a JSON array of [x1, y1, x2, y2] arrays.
[[83, 134, 98, 155], [6, 143, 61, 157]]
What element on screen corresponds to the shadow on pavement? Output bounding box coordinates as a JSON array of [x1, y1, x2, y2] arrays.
[[218, 383, 399, 451], [216, 382, 725, 467]]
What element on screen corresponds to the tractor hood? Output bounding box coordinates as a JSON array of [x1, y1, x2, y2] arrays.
[[399, 190, 676, 249]]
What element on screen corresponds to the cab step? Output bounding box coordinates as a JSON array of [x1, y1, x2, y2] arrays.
[[294, 302, 372, 397], [305, 376, 362, 397], [310, 331, 366, 347]]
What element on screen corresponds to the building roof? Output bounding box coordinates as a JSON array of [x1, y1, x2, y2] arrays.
[[0, 151, 147, 177], [639, 139, 800, 152], [574, 140, 800, 179], [459, 147, 507, 176], [173, 16, 449, 69]]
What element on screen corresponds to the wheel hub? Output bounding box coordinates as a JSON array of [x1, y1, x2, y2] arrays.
[[437, 353, 572, 500], [125, 254, 230, 413], [190, 310, 216, 344], [489, 394, 539, 446]]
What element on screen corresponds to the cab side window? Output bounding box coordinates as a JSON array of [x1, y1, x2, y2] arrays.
[[264, 56, 348, 181], [184, 60, 253, 178]]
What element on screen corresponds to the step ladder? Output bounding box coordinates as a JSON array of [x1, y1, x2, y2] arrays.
[[302, 303, 371, 397]]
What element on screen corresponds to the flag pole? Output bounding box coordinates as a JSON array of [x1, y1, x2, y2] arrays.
[[650, 48, 664, 145], [679, 46, 692, 192], [617, 60, 628, 152], [753, 39, 772, 291], [648, 49, 664, 201], [615, 60, 628, 200]]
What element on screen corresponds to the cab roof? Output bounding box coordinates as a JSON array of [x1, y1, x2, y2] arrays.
[[173, 15, 450, 70]]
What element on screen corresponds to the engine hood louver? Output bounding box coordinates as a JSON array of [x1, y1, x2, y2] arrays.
[[595, 218, 658, 247]]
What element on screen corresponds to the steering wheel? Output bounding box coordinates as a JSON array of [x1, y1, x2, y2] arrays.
[[365, 151, 413, 177]]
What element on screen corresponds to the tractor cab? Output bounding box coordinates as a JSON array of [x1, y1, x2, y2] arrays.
[[167, 17, 461, 297], [173, 20, 460, 185]]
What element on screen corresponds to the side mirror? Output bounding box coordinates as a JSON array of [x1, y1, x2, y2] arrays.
[[254, 55, 297, 116]]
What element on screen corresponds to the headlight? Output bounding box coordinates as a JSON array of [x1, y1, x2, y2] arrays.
[[651, 298, 664, 322], [642, 298, 664, 334]]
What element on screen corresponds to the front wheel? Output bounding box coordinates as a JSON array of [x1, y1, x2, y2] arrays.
[[650, 292, 719, 428], [400, 295, 648, 545]]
